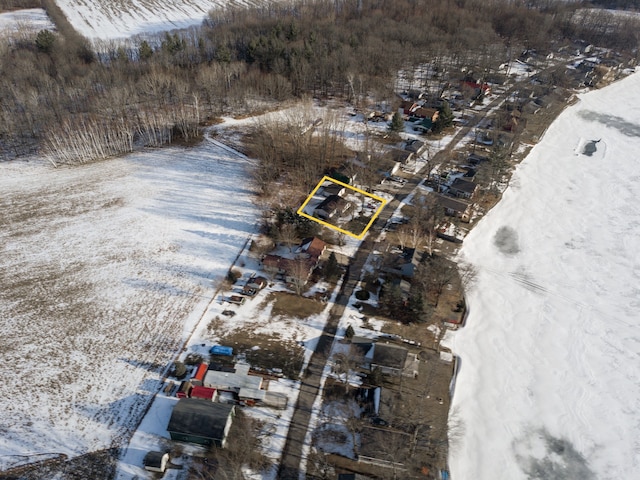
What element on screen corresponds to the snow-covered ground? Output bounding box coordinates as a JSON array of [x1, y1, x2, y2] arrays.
[[0, 142, 257, 469], [55, 0, 259, 41], [445, 70, 640, 479], [0, 8, 54, 34]]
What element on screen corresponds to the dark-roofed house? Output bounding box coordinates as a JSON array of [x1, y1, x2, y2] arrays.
[[448, 178, 478, 199], [412, 106, 439, 123], [375, 157, 401, 178], [387, 147, 413, 165], [381, 247, 421, 279], [167, 399, 235, 447], [314, 194, 351, 220], [404, 139, 426, 155], [320, 183, 346, 197], [371, 343, 419, 378], [350, 336, 374, 357], [371, 343, 408, 376], [436, 195, 471, 223]]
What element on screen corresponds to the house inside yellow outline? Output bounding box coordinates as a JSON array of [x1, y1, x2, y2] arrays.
[[296, 176, 388, 239]]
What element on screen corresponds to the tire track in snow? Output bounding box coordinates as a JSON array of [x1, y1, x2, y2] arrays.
[[477, 265, 634, 328]]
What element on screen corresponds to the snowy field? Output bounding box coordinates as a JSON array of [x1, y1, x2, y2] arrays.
[[55, 0, 265, 41], [0, 143, 257, 469], [446, 70, 640, 479], [0, 8, 54, 34]]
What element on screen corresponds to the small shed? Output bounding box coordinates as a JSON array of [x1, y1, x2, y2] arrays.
[[191, 362, 209, 386], [190, 385, 218, 402], [143, 451, 169, 473]]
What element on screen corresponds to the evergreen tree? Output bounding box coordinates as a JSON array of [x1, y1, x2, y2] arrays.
[[433, 100, 454, 133], [389, 111, 405, 133], [438, 100, 454, 128], [408, 291, 426, 322], [172, 361, 187, 379], [324, 252, 341, 282], [345, 324, 355, 339], [139, 40, 153, 60], [35, 30, 55, 54]]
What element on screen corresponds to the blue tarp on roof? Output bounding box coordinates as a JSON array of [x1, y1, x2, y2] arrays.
[[210, 345, 233, 356]]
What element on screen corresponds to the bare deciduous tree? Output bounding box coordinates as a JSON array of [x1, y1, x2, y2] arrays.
[[288, 258, 312, 296], [278, 223, 299, 252]]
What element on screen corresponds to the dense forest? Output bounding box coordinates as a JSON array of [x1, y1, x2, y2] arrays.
[[0, 0, 638, 163]]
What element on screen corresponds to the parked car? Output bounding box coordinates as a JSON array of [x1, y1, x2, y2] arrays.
[[370, 417, 389, 426], [221, 310, 236, 317]]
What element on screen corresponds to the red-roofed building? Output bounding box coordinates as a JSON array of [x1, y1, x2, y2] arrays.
[[190, 386, 218, 402], [191, 362, 209, 386], [461, 81, 491, 96], [399, 101, 440, 123]]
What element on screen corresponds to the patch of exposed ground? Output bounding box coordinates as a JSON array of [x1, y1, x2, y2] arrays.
[[267, 291, 327, 319], [217, 330, 305, 379]]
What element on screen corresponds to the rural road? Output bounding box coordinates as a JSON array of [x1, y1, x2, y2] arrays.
[[278, 181, 425, 479]]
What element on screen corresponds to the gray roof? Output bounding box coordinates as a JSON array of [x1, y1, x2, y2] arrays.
[[203, 369, 263, 391], [167, 399, 234, 441], [436, 194, 470, 213], [351, 336, 374, 356], [404, 139, 425, 154], [450, 178, 477, 194], [372, 343, 408, 370], [388, 147, 413, 164], [314, 194, 349, 216], [322, 184, 345, 196], [238, 387, 266, 400]]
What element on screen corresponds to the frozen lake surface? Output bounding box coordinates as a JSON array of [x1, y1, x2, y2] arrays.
[[446, 70, 640, 479]]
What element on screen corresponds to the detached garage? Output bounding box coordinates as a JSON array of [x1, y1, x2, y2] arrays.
[[167, 398, 235, 447]]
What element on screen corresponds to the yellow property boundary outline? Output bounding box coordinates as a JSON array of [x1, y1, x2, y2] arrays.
[[296, 176, 388, 239]]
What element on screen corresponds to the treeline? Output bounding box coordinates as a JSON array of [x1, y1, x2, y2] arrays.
[[0, 0, 41, 13], [0, 0, 638, 162], [587, 0, 639, 9]]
